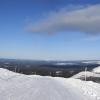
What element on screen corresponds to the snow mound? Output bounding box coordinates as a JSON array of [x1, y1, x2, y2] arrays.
[[72, 71, 100, 79], [0, 68, 24, 80], [93, 66, 100, 74], [0, 68, 19, 76], [0, 68, 100, 100]]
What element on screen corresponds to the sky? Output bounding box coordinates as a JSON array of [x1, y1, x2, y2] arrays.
[[0, 0, 100, 60]]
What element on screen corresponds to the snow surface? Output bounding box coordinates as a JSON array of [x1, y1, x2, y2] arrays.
[[0, 68, 100, 100], [72, 71, 100, 79], [72, 66, 100, 79], [93, 66, 100, 73]]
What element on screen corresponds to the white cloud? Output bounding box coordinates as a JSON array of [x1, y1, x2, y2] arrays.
[[29, 4, 100, 35]]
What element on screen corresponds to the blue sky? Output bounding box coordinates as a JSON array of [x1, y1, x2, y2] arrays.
[[0, 0, 100, 60]]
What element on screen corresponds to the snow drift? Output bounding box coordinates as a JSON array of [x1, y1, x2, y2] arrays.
[[72, 71, 100, 79], [0, 68, 100, 100], [93, 66, 100, 74]]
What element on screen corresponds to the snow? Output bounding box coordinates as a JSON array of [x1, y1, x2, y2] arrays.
[[72, 66, 100, 79], [0, 68, 100, 100], [93, 66, 100, 73], [72, 71, 100, 79]]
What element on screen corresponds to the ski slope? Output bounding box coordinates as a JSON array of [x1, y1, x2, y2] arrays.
[[0, 68, 100, 100]]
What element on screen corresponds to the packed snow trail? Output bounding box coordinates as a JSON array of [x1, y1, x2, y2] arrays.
[[0, 76, 85, 100], [0, 68, 100, 100]]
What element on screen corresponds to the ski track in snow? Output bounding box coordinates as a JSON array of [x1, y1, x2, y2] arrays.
[[0, 68, 100, 100]]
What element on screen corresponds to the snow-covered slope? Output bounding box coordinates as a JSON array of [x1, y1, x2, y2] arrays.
[[72, 66, 100, 79], [0, 68, 100, 100], [72, 71, 100, 79], [93, 66, 100, 73]]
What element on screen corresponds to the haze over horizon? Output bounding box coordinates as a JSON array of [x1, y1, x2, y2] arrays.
[[0, 0, 100, 60]]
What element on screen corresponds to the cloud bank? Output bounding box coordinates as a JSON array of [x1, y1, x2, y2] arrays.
[[29, 4, 100, 35]]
